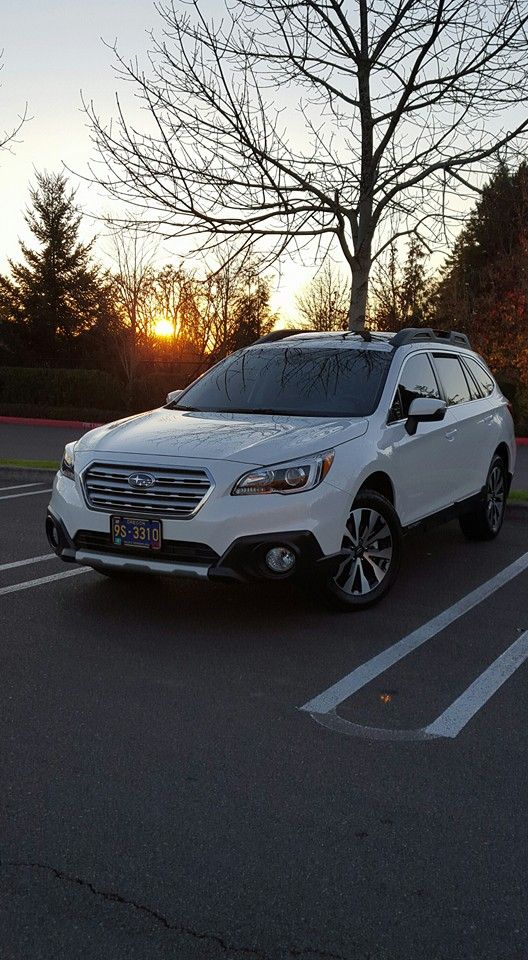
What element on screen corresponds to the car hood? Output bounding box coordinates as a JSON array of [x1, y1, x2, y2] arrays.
[[76, 407, 369, 465]]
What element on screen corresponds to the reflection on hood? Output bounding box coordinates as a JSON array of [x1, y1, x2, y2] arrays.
[[76, 407, 369, 464]]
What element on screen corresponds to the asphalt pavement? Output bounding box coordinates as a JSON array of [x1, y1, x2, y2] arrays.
[[0, 473, 527, 959], [0, 422, 98, 463]]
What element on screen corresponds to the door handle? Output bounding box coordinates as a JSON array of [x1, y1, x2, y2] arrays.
[[445, 428, 457, 441]]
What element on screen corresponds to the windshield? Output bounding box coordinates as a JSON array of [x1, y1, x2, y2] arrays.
[[173, 346, 391, 417]]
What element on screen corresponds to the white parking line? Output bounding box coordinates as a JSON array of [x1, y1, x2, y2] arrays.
[[0, 488, 53, 501], [0, 482, 42, 492], [302, 550, 528, 716], [425, 631, 528, 738], [0, 553, 56, 572], [0, 567, 91, 596]]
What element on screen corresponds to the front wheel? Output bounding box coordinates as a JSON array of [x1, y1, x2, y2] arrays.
[[459, 454, 507, 541], [319, 491, 402, 611]]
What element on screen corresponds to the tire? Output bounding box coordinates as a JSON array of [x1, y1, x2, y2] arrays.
[[319, 490, 402, 611], [459, 454, 507, 541]]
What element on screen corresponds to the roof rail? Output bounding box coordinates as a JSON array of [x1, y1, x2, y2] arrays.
[[253, 328, 376, 345], [252, 328, 311, 344], [390, 327, 471, 350]]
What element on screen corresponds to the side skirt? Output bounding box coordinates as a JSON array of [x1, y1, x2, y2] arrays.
[[403, 487, 487, 535]]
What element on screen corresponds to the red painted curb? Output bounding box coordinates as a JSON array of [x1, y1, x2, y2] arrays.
[[0, 415, 103, 430], [517, 437, 528, 446]]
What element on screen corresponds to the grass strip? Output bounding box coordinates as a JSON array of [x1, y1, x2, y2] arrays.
[[509, 489, 528, 502], [0, 458, 59, 470]]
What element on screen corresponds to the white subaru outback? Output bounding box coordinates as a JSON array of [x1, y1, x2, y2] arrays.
[[46, 328, 515, 609]]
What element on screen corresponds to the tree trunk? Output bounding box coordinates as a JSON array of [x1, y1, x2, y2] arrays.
[[348, 257, 371, 331]]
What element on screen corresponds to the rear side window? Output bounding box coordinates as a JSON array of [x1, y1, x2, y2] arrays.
[[388, 353, 440, 422], [433, 355, 472, 405], [464, 357, 495, 397]]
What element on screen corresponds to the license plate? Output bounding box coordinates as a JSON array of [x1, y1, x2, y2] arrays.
[[111, 516, 162, 551]]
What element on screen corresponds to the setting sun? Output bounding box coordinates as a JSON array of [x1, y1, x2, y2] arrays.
[[152, 317, 174, 338]]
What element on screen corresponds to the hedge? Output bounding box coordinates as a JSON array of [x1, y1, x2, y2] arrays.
[[1, 365, 527, 433], [0, 366, 188, 422], [0, 367, 123, 410]]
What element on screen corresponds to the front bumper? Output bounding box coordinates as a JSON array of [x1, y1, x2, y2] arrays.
[[46, 510, 346, 583]]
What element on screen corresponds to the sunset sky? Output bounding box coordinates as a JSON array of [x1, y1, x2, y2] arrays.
[[0, 0, 309, 319]]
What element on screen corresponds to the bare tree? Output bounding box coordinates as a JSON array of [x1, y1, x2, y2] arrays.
[[86, 0, 528, 331], [296, 261, 349, 331], [0, 51, 27, 154], [105, 222, 158, 390]]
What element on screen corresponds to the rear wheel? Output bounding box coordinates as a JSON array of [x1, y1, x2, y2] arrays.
[[459, 454, 507, 541], [320, 491, 402, 611]]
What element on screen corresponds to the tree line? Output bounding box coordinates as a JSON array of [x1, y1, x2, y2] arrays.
[[85, 0, 528, 331], [371, 162, 528, 396], [5, 1, 528, 341], [1, 163, 528, 413], [0, 172, 278, 394]]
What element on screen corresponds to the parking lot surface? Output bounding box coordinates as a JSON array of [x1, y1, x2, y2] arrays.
[[1, 472, 527, 959], [0, 422, 95, 463]]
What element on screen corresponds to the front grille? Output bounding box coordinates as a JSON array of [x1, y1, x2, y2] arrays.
[[74, 531, 219, 566], [82, 463, 213, 518]]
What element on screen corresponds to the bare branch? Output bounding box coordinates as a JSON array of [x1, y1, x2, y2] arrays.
[[84, 0, 528, 329]]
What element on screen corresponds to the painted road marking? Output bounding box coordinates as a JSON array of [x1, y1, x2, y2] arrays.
[[0, 567, 91, 596], [302, 550, 528, 715], [301, 550, 528, 741], [0, 488, 53, 501], [425, 631, 528, 738], [0, 554, 56, 572], [0, 482, 42, 492]]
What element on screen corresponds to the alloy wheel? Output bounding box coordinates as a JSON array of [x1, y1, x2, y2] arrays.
[[487, 464, 505, 533], [334, 507, 393, 597]]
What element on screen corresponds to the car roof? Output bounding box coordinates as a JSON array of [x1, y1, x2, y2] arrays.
[[249, 328, 475, 356], [248, 332, 394, 352]]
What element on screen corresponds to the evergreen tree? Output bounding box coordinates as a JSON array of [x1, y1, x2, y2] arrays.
[[436, 162, 528, 385], [0, 172, 112, 362], [372, 239, 434, 331]]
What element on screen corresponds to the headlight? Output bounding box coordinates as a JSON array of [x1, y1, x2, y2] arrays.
[[232, 450, 335, 496], [60, 442, 76, 480]]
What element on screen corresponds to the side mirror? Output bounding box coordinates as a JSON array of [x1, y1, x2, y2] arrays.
[[405, 397, 447, 436], [166, 388, 183, 404]]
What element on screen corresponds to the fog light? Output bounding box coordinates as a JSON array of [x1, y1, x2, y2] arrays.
[[46, 516, 60, 550], [265, 546, 296, 574]]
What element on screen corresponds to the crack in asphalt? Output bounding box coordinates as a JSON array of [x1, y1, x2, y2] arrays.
[[1, 859, 346, 960]]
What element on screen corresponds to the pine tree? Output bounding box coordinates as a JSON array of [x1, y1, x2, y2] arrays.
[[437, 163, 528, 323], [2, 172, 111, 361], [436, 162, 528, 385], [372, 239, 434, 331]]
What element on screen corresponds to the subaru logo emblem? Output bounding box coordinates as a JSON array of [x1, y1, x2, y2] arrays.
[[128, 472, 156, 489]]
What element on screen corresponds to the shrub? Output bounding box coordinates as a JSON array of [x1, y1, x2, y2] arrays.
[[0, 367, 123, 410]]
